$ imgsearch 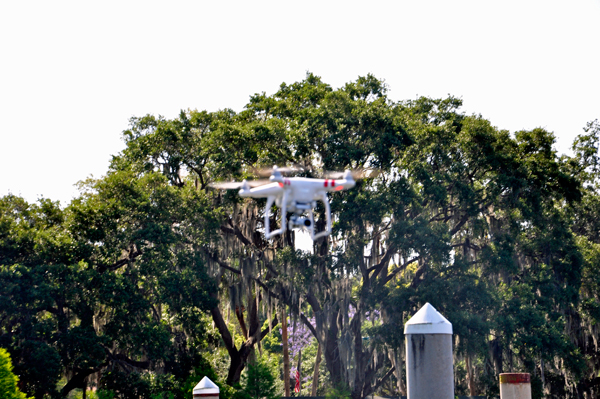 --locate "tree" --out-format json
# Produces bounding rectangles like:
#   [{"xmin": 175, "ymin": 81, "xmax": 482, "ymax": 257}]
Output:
[
  {"xmin": 111, "ymin": 108, "xmax": 286, "ymax": 386},
  {"xmin": 0, "ymin": 348, "xmax": 31, "ymax": 399},
  {"xmin": 243, "ymin": 356, "xmax": 278, "ymax": 399},
  {"xmin": 112, "ymin": 73, "xmax": 592, "ymax": 398},
  {"xmin": 560, "ymin": 119, "xmax": 600, "ymax": 397},
  {"xmin": 0, "ymin": 172, "xmax": 220, "ymax": 398},
  {"xmin": 2, "ymin": 73, "xmax": 597, "ymax": 398}
]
